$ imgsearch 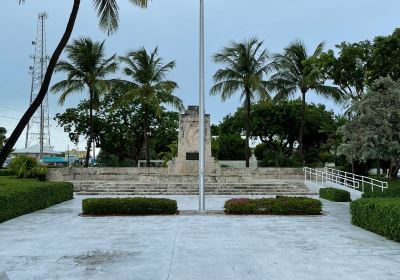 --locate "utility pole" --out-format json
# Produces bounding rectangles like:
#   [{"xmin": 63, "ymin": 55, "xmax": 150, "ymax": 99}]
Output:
[
  {"xmin": 199, "ymin": 0, "xmax": 206, "ymax": 212},
  {"xmin": 25, "ymin": 12, "xmax": 50, "ymax": 160}
]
